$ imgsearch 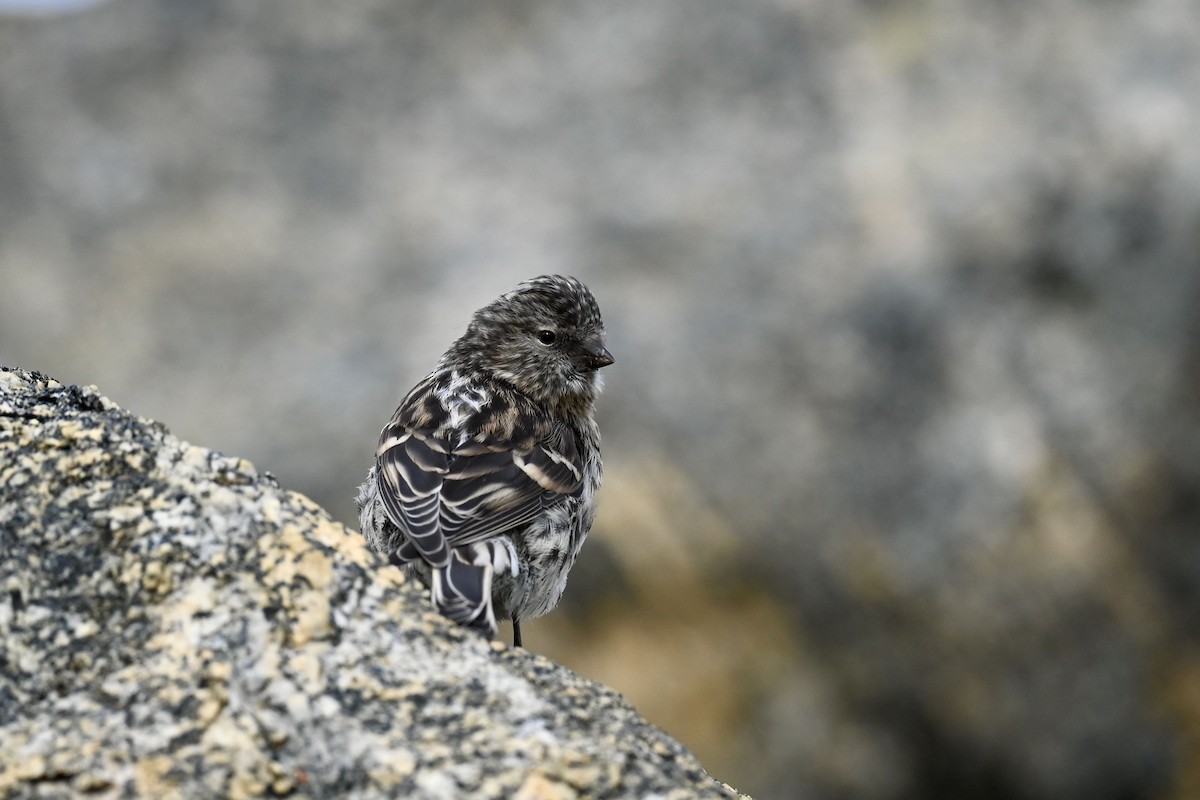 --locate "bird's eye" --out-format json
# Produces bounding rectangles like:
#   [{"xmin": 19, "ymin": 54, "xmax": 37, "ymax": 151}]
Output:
[{"xmin": 536, "ymin": 330, "xmax": 557, "ymax": 345}]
